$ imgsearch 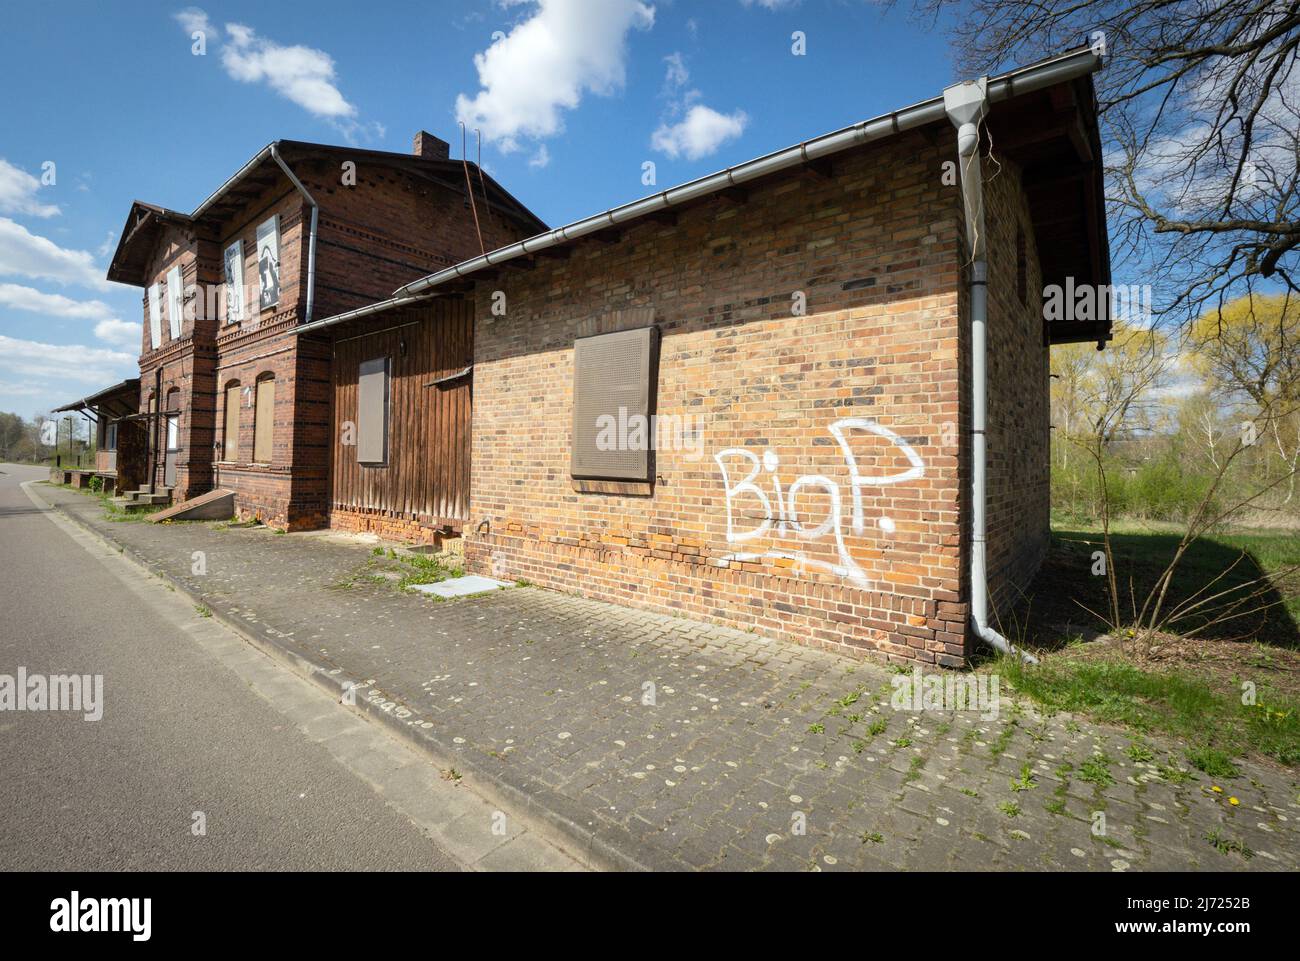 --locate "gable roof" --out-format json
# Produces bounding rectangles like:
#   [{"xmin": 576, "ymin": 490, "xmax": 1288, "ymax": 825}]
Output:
[
  {"xmin": 106, "ymin": 140, "xmax": 547, "ymax": 286},
  {"xmin": 301, "ymin": 45, "xmax": 1111, "ymax": 346}
]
